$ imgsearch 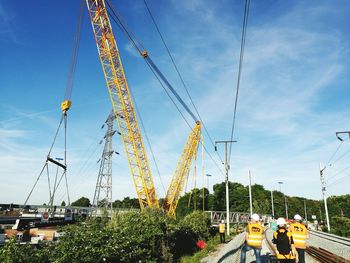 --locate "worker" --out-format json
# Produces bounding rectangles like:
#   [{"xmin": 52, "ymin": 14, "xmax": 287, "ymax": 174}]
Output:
[
  {"xmin": 240, "ymin": 213, "xmax": 263, "ymax": 263},
  {"xmin": 219, "ymin": 220, "xmax": 225, "ymax": 243},
  {"xmin": 272, "ymin": 217, "xmax": 297, "ymax": 263},
  {"xmin": 290, "ymin": 214, "xmax": 308, "ymax": 263}
]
